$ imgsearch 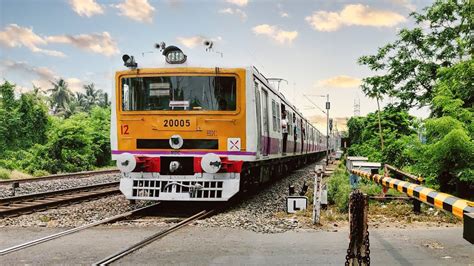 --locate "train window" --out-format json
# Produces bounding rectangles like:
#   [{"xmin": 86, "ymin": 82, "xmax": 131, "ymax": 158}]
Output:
[
  {"xmin": 271, "ymin": 100, "xmax": 277, "ymax": 132},
  {"xmin": 121, "ymin": 76, "xmax": 236, "ymax": 111},
  {"xmin": 276, "ymin": 104, "xmax": 280, "ymax": 133}
]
